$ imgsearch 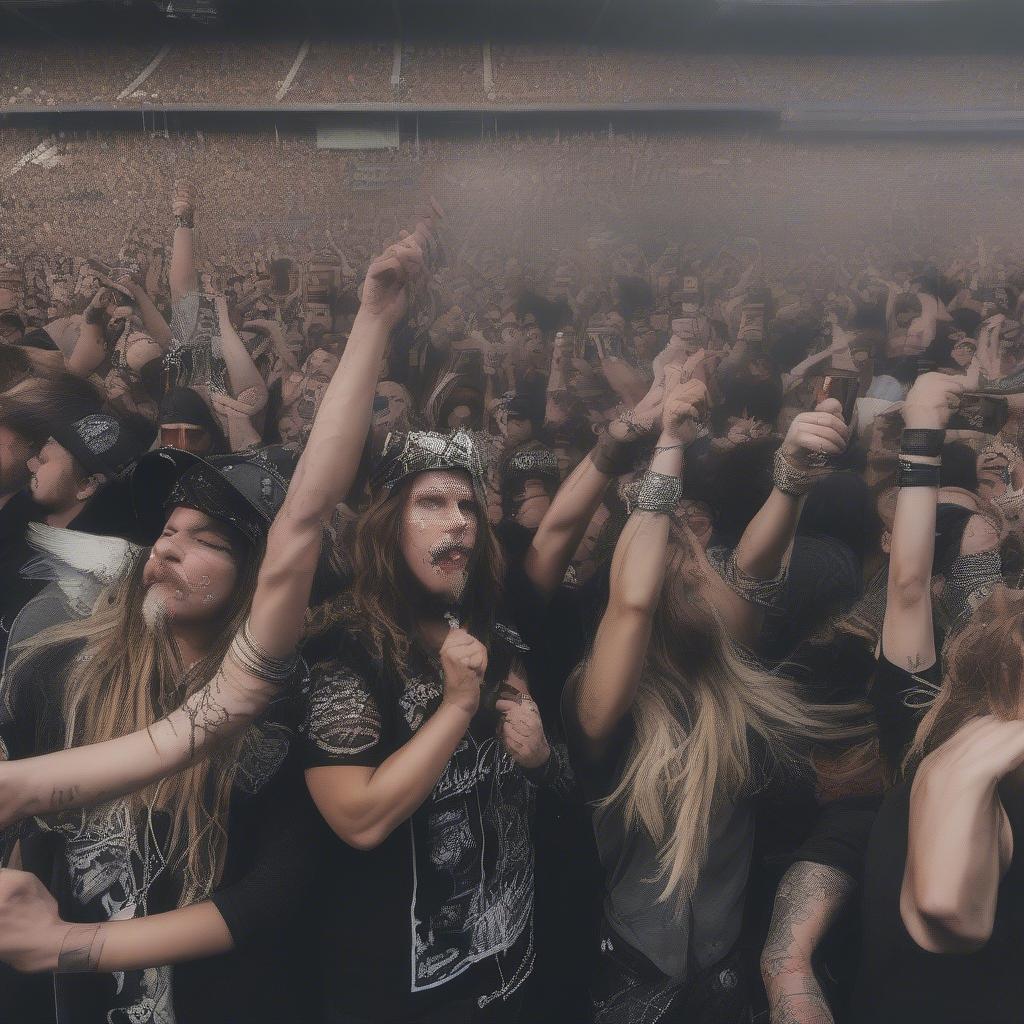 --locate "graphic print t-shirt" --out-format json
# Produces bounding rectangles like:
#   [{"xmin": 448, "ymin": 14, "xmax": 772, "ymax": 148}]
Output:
[
  {"xmin": 0, "ymin": 635, "xmax": 320, "ymax": 1024},
  {"xmin": 166, "ymin": 291, "xmax": 229, "ymax": 398},
  {"xmin": 300, "ymin": 627, "xmax": 537, "ymax": 1019}
]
